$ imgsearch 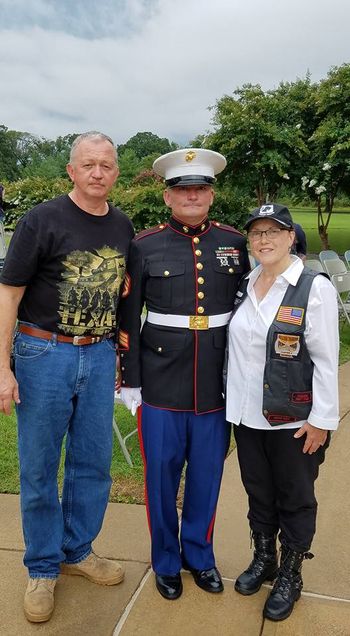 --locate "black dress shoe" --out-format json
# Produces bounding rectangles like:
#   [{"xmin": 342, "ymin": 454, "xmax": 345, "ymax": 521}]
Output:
[
  {"xmin": 187, "ymin": 567, "xmax": 224, "ymax": 593},
  {"xmin": 155, "ymin": 574, "xmax": 183, "ymax": 600}
]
